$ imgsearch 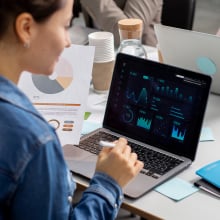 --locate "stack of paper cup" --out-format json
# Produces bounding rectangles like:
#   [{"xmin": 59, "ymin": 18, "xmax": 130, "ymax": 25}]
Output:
[{"xmin": 89, "ymin": 32, "xmax": 115, "ymax": 93}]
